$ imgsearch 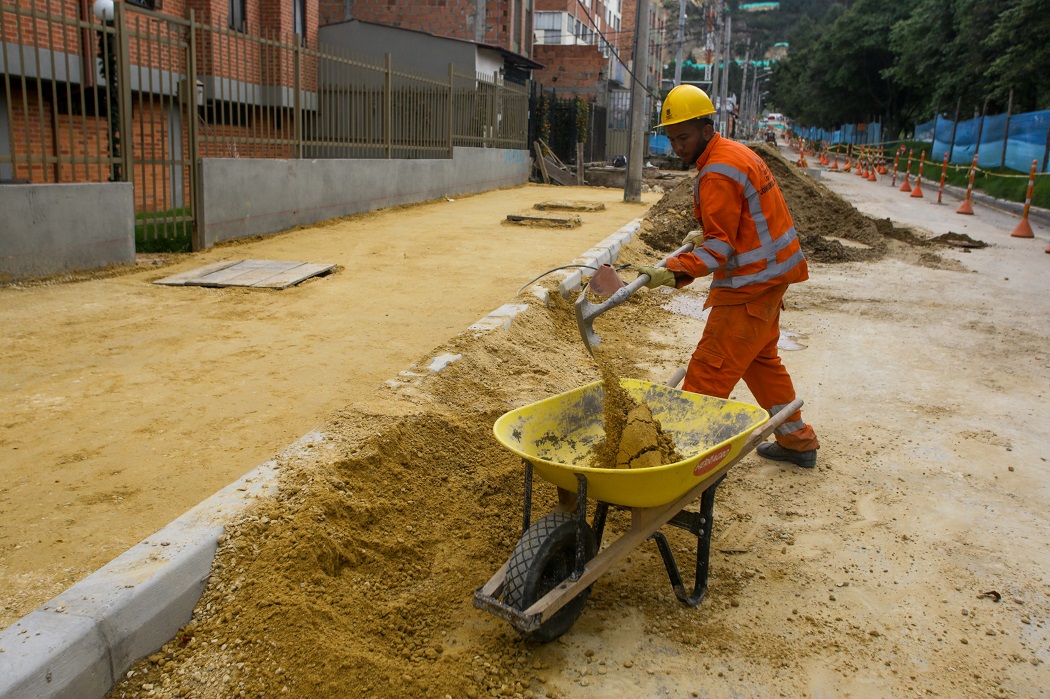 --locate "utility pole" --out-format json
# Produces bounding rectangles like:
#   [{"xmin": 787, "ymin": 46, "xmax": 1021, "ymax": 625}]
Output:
[
  {"xmin": 673, "ymin": 0, "xmax": 686, "ymax": 86},
  {"xmin": 719, "ymin": 8, "xmax": 731, "ymax": 132},
  {"xmin": 709, "ymin": 2, "xmax": 721, "ymax": 105},
  {"xmin": 625, "ymin": 0, "xmax": 652, "ymax": 203},
  {"xmin": 739, "ymin": 38, "xmax": 750, "ymax": 138},
  {"xmin": 474, "ymin": 0, "xmax": 486, "ymax": 43}
]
